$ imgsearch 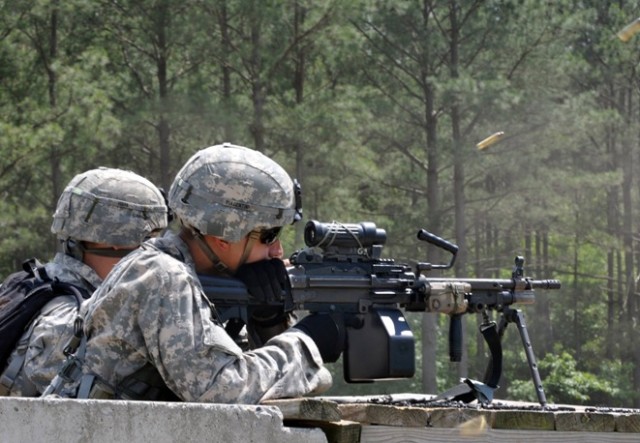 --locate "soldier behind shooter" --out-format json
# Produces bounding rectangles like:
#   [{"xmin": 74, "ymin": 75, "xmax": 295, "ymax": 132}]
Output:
[
  {"xmin": 0, "ymin": 168, "xmax": 168, "ymax": 396},
  {"xmin": 75, "ymin": 143, "xmax": 346, "ymax": 402}
]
